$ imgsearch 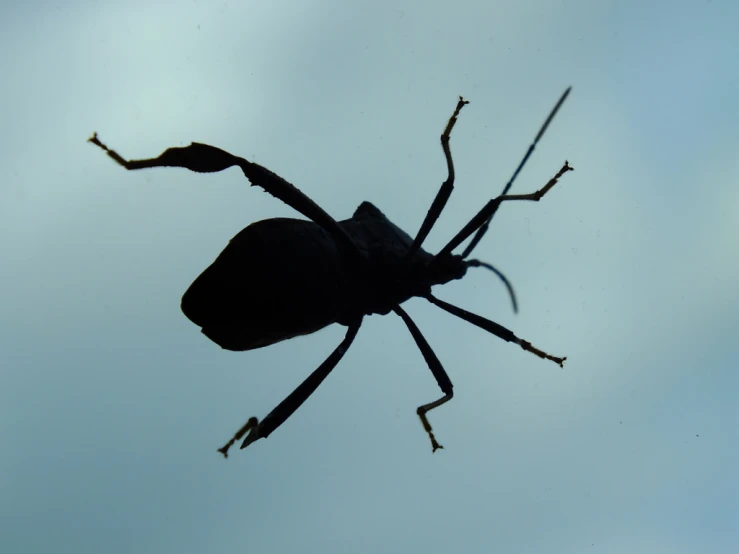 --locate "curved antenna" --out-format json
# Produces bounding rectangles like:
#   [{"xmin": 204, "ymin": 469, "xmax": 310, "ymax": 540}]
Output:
[{"xmin": 465, "ymin": 259, "xmax": 518, "ymax": 313}]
